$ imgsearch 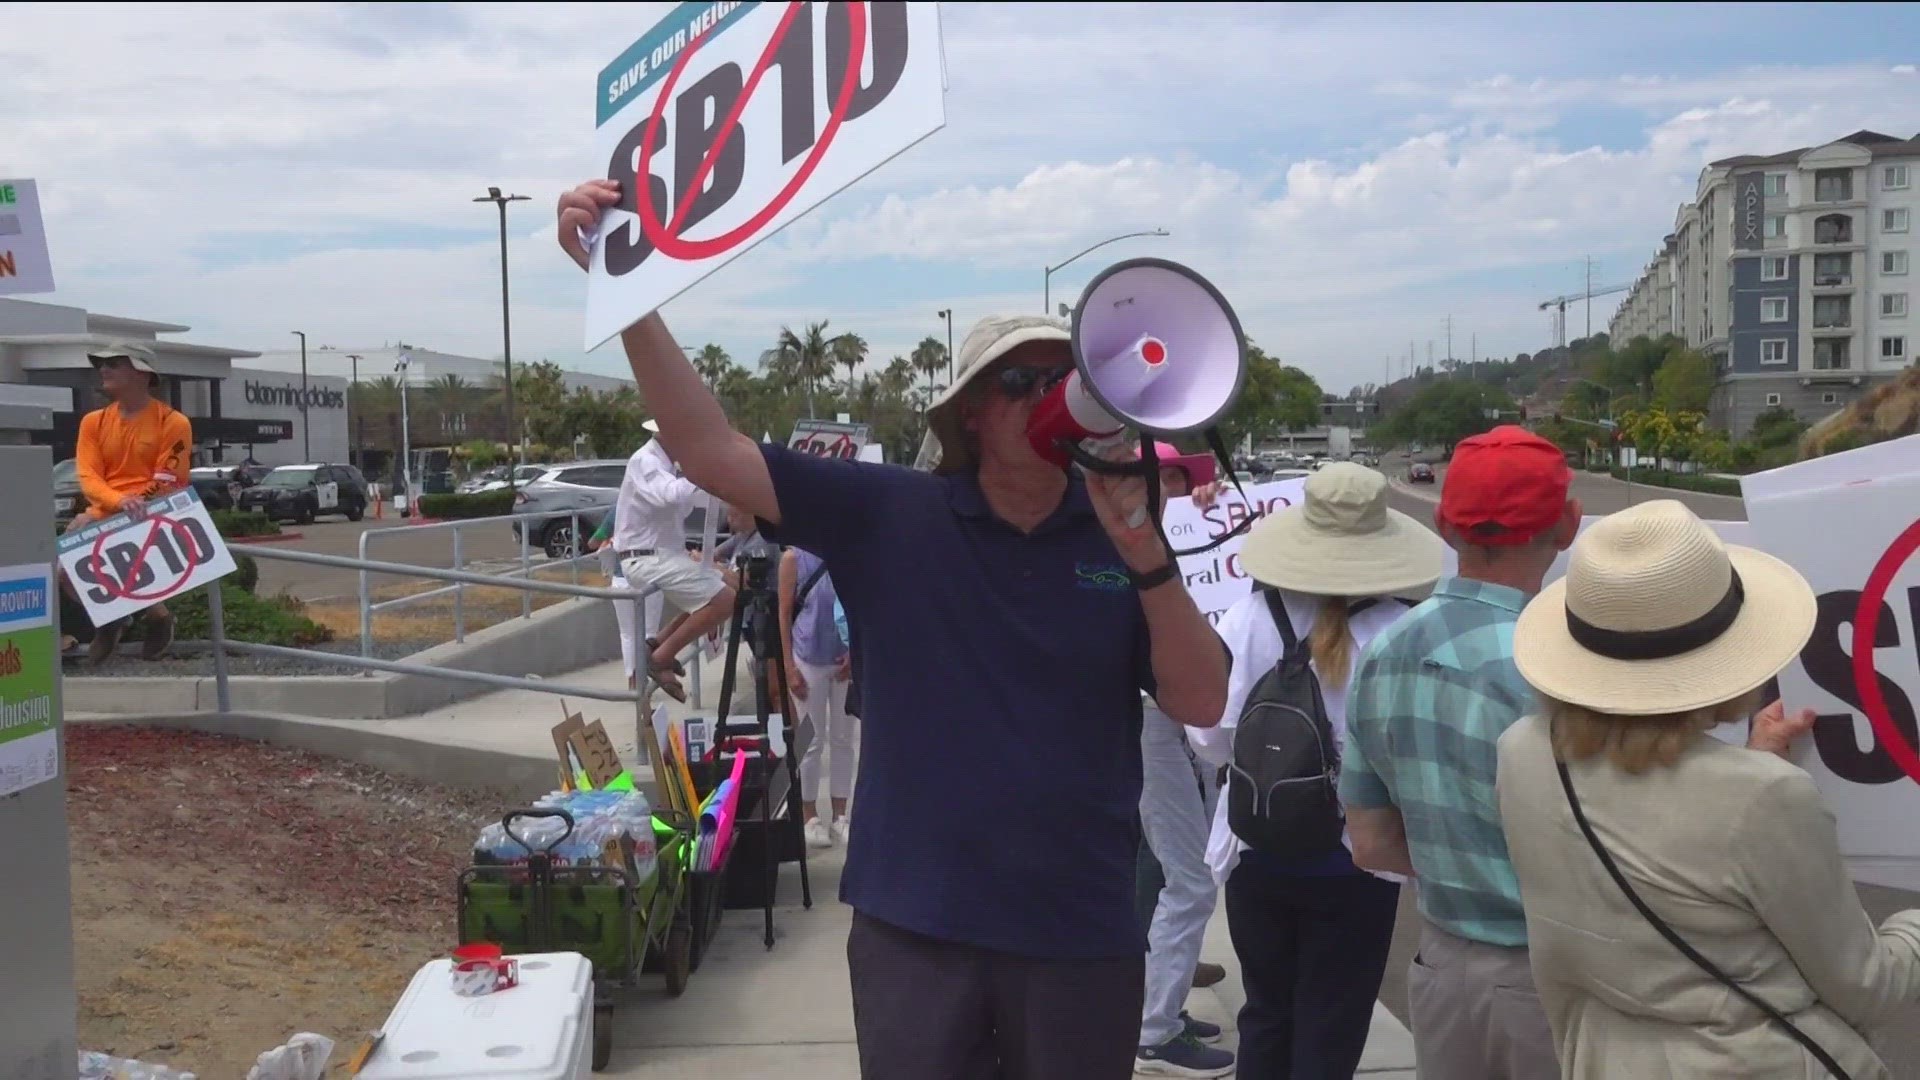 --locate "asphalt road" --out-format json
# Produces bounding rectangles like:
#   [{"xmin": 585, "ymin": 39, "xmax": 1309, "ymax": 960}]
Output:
[
  {"xmin": 1370, "ymin": 456, "xmax": 1920, "ymax": 1074},
  {"xmin": 251, "ymin": 517, "xmax": 537, "ymax": 601}
]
